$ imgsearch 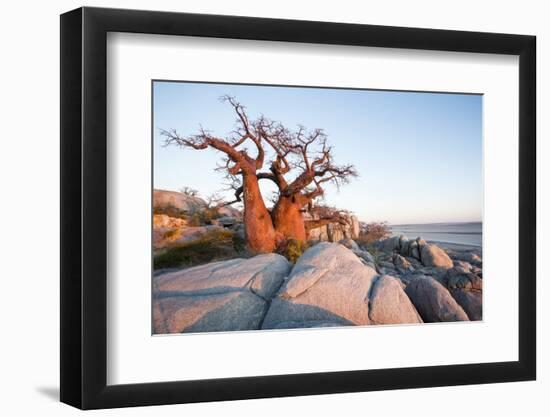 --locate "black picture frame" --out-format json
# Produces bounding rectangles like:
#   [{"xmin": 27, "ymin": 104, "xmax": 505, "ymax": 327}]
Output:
[{"xmin": 60, "ymin": 6, "xmax": 536, "ymax": 410}]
